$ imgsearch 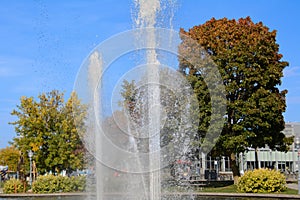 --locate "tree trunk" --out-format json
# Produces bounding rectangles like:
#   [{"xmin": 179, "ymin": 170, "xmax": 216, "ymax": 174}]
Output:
[
  {"xmin": 23, "ymin": 182, "xmax": 26, "ymax": 193},
  {"xmin": 230, "ymin": 153, "xmax": 240, "ymax": 184},
  {"xmin": 255, "ymin": 147, "xmax": 259, "ymax": 169}
]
